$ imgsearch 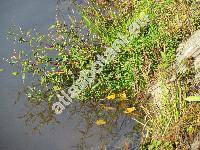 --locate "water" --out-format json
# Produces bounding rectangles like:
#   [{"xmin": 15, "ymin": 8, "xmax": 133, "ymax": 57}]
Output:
[{"xmin": 0, "ymin": 0, "xmax": 139, "ymax": 149}]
